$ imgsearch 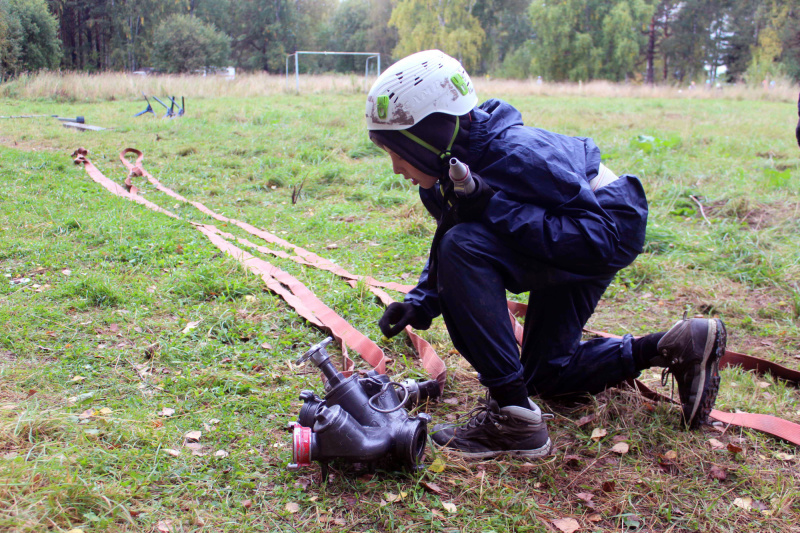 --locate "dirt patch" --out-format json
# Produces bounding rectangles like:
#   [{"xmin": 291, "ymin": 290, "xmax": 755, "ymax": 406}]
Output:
[
  {"xmin": 701, "ymin": 198, "xmax": 799, "ymax": 229},
  {"xmin": 591, "ymin": 278, "xmax": 799, "ymax": 368},
  {"xmin": 755, "ymin": 151, "xmax": 788, "ymax": 160},
  {"xmin": 0, "ymin": 136, "xmax": 61, "ymax": 152}
]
